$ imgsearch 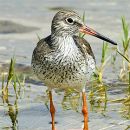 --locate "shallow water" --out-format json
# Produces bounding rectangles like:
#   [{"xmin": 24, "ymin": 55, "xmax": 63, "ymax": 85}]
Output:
[
  {"xmin": 0, "ymin": 0, "xmax": 130, "ymax": 130},
  {"xmin": 0, "ymin": 81, "xmax": 130, "ymax": 130}
]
